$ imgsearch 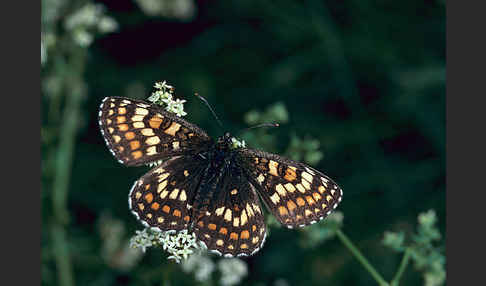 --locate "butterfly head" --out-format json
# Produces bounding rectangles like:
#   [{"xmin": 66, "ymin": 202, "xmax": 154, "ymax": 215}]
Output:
[{"xmin": 216, "ymin": 132, "xmax": 233, "ymax": 150}]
